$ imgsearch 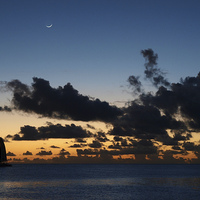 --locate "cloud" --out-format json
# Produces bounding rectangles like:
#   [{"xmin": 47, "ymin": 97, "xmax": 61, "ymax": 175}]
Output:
[
  {"xmin": 113, "ymin": 136, "xmax": 123, "ymax": 141},
  {"xmin": 108, "ymin": 142, "xmax": 122, "ymax": 149},
  {"xmin": 69, "ymin": 144, "xmax": 86, "ymax": 148},
  {"xmin": 88, "ymin": 140, "xmax": 102, "ymax": 148},
  {"xmin": 0, "ymin": 106, "xmax": 12, "ymax": 112},
  {"xmin": 3, "ymin": 49, "xmax": 200, "ymax": 164},
  {"xmin": 110, "ymin": 50, "xmax": 200, "ymax": 147},
  {"xmin": 182, "ymin": 142, "xmax": 200, "ymax": 156},
  {"xmin": 108, "ymin": 138, "xmax": 131, "ymax": 149},
  {"xmin": 110, "ymin": 101, "xmax": 182, "ymax": 140},
  {"xmin": 36, "ymin": 150, "xmax": 52, "ymax": 156},
  {"xmin": 23, "ymin": 151, "xmax": 33, "ymax": 155},
  {"xmin": 77, "ymin": 149, "xmax": 103, "ymax": 156},
  {"xmin": 38, "ymin": 147, "xmax": 45, "ymax": 149},
  {"xmin": 5, "ymin": 134, "xmax": 13, "ymax": 139},
  {"xmin": 140, "ymin": 73, "xmax": 200, "ymax": 132},
  {"xmin": 7, "ymin": 151, "xmax": 16, "ymax": 156},
  {"xmin": 161, "ymin": 150, "xmax": 187, "ymax": 164},
  {"xmin": 75, "ymin": 138, "xmax": 87, "ymax": 143},
  {"xmin": 5, "ymin": 77, "xmax": 122, "ymax": 122},
  {"xmin": 12, "ymin": 123, "xmax": 92, "ymax": 140},
  {"xmin": 127, "ymin": 75, "xmax": 142, "ymax": 94},
  {"xmin": 94, "ymin": 131, "xmax": 109, "ymax": 142},
  {"xmin": 50, "ymin": 145, "xmax": 60, "ymax": 149},
  {"xmin": 86, "ymin": 124, "xmax": 96, "ymax": 129},
  {"xmin": 77, "ymin": 141, "xmax": 157, "ymax": 156},
  {"xmin": 172, "ymin": 145, "xmax": 182, "ymax": 151},
  {"xmin": 58, "ymin": 148, "xmax": 70, "ymax": 156},
  {"xmin": 141, "ymin": 49, "xmax": 170, "ymax": 88},
  {"xmin": 4, "ymin": 135, "xmax": 13, "ymax": 142}
]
